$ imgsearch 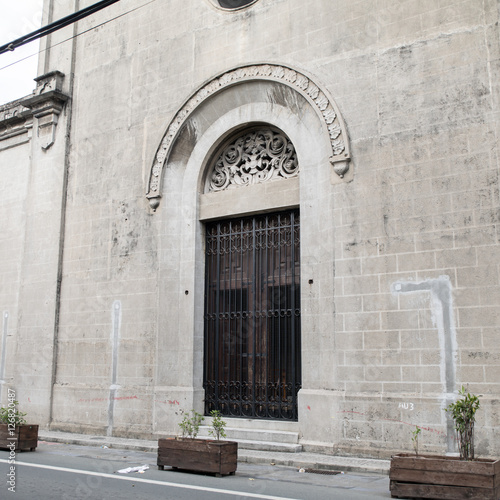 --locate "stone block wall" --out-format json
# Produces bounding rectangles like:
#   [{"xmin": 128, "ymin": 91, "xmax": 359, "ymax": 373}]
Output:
[{"xmin": 0, "ymin": 0, "xmax": 498, "ymax": 457}]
